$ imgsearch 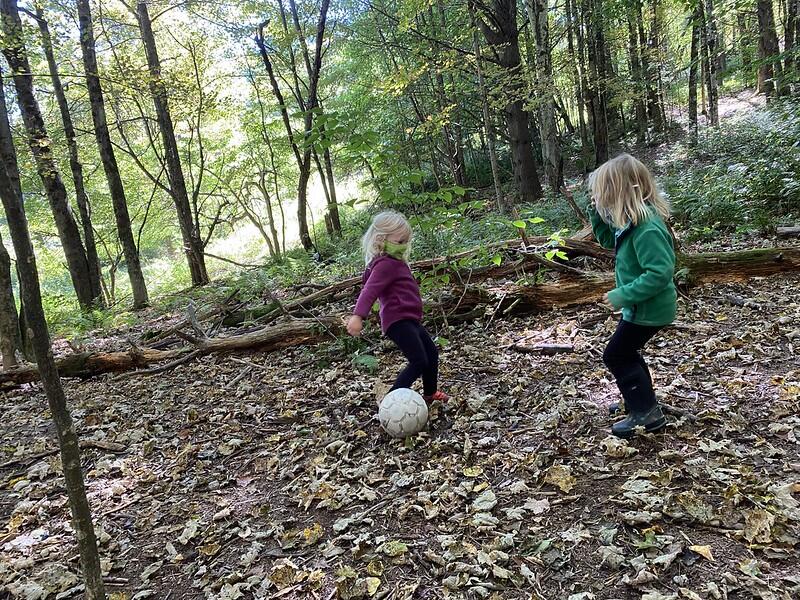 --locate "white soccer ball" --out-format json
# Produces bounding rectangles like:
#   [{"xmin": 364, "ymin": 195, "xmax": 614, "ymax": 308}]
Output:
[{"xmin": 378, "ymin": 388, "xmax": 429, "ymax": 439}]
